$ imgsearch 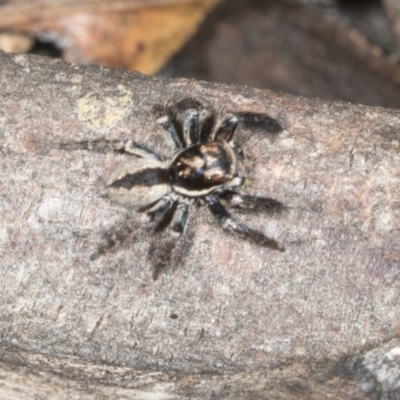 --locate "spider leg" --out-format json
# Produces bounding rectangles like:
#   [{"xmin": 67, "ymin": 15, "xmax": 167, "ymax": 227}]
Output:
[
  {"xmin": 170, "ymin": 202, "xmax": 189, "ymax": 236},
  {"xmin": 151, "ymin": 200, "xmax": 190, "ymax": 280},
  {"xmin": 143, "ymin": 195, "xmax": 176, "ymax": 222},
  {"xmin": 154, "ymin": 106, "xmax": 183, "ymax": 150},
  {"xmin": 90, "ymin": 195, "xmax": 178, "ymax": 262},
  {"xmin": 89, "ymin": 220, "xmax": 139, "ymax": 261},
  {"xmin": 199, "ymin": 108, "xmax": 216, "ymax": 143},
  {"xmin": 155, "ymin": 100, "xmax": 202, "ymax": 149},
  {"xmin": 58, "ymin": 138, "xmax": 160, "ymax": 160},
  {"xmin": 206, "ymin": 195, "xmax": 284, "ymax": 251},
  {"xmin": 222, "ymin": 176, "xmax": 246, "ymax": 190},
  {"xmin": 237, "ymin": 112, "xmax": 283, "ymax": 133},
  {"xmin": 214, "ymin": 116, "xmax": 240, "ymax": 142},
  {"xmin": 155, "ymin": 98, "xmax": 218, "ymax": 148},
  {"xmin": 168, "ymin": 99, "xmax": 202, "ymax": 147},
  {"xmin": 215, "ymin": 112, "xmax": 282, "ymax": 141},
  {"xmin": 218, "ymin": 190, "xmax": 284, "ymax": 213},
  {"xmin": 182, "ymin": 108, "xmax": 200, "ymax": 146},
  {"xmin": 182, "ymin": 106, "xmax": 219, "ymax": 145}
]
